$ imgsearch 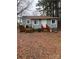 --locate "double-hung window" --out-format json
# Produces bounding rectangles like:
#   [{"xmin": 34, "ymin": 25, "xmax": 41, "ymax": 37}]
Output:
[
  {"xmin": 34, "ymin": 20, "xmax": 39, "ymax": 25},
  {"xmin": 52, "ymin": 19, "xmax": 55, "ymax": 24}
]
